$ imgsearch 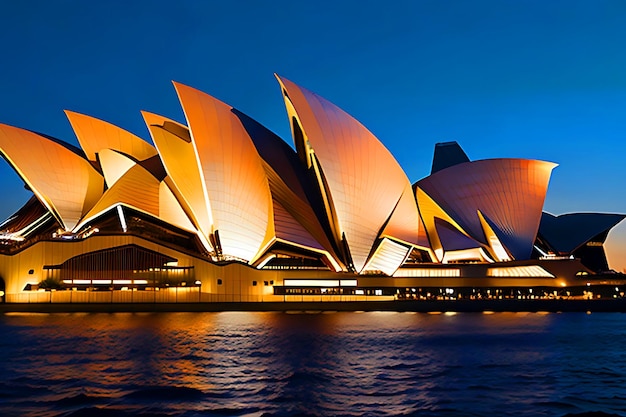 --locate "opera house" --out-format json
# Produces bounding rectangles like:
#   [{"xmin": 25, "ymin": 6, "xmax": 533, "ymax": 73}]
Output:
[{"xmin": 0, "ymin": 75, "xmax": 623, "ymax": 304}]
